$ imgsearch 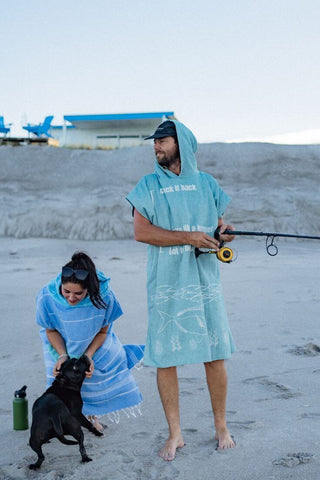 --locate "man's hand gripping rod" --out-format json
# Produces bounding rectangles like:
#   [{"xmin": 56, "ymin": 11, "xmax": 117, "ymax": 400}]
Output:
[{"xmin": 195, "ymin": 228, "xmax": 320, "ymax": 262}]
